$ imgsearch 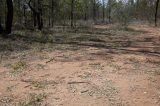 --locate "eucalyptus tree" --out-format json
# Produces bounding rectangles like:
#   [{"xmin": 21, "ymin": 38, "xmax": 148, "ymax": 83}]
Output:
[
  {"xmin": 71, "ymin": 0, "xmax": 75, "ymax": 27},
  {"xmin": 102, "ymin": 0, "xmax": 105, "ymax": 22},
  {"xmin": 6, "ymin": 0, "xmax": 13, "ymax": 34},
  {"xmin": 155, "ymin": 0, "xmax": 160, "ymax": 26},
  {"xmin": 107, "ymin": 0, "xmax": 116, "ymax": 23},
  {"xmin": 28, "ymin": 0, "xmax": 43, "ymax": 30},
  {"xmin": 0, "ymin": 0, "xmax": 13, "ymax": 34}
]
